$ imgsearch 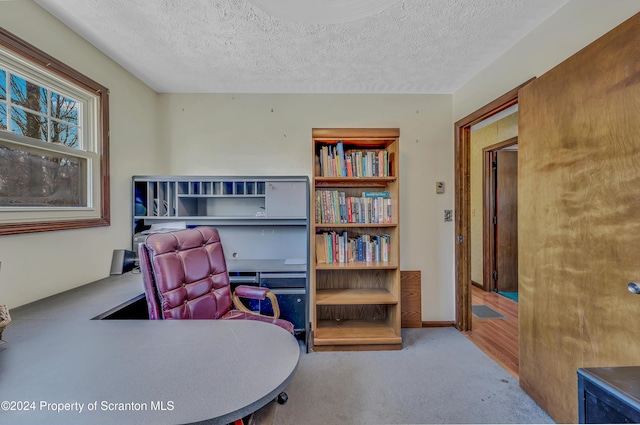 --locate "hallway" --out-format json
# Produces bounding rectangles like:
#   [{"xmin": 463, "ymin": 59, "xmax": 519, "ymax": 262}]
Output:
[{"xmin": 463, "ymin": 286, "xmax": 519, "ymax": 379}]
